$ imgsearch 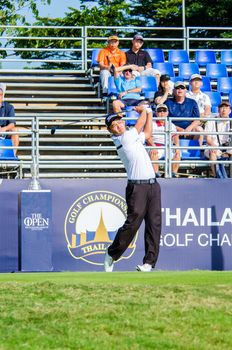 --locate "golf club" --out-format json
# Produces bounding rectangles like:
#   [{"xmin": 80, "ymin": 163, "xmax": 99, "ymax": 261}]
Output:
[{"xmin": 50, "ymin": 112, "xmax": 126, "ymax": 135}]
